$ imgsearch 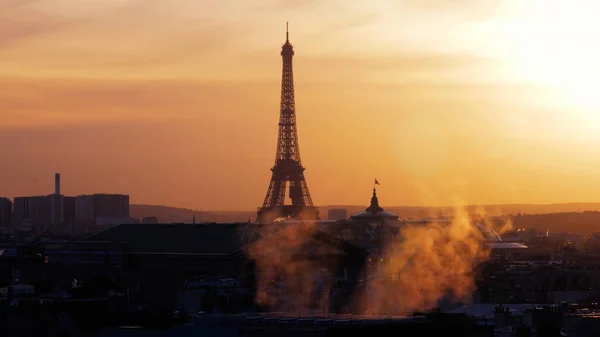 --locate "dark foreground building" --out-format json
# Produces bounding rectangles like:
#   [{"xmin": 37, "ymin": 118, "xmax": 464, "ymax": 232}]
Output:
[
  {"xmin": 238, "ymin": 313, "xmax": 494, "ymax": 337},
  {"xmin": 46, "ymin": 222, "xmax": 367, "ymax": 313}
]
